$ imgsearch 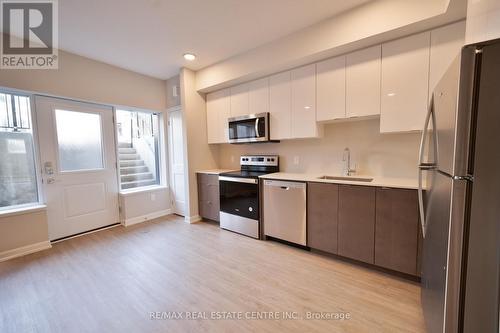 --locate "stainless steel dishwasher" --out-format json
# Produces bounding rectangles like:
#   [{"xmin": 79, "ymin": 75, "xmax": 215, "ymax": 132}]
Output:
[{"xmin": 263, "ymin": 180, "xmax": 306, "ymax": 246}]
